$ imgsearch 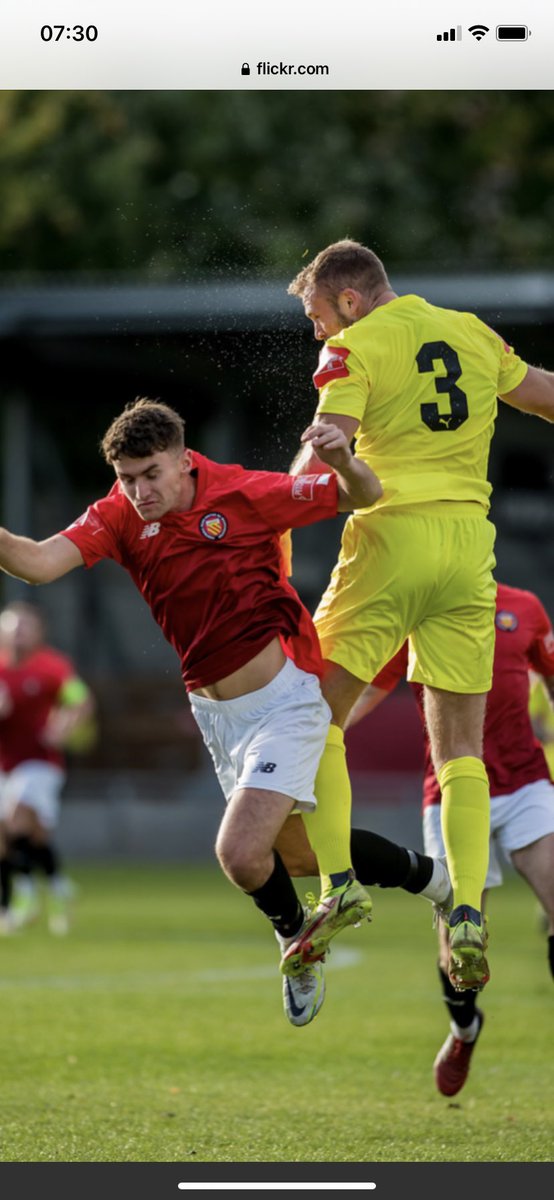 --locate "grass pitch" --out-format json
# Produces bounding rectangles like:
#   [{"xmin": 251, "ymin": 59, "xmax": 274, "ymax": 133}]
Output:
[{"xmin": 0, "ymin": 863, "xmax": 552, "ymax": 1163}]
